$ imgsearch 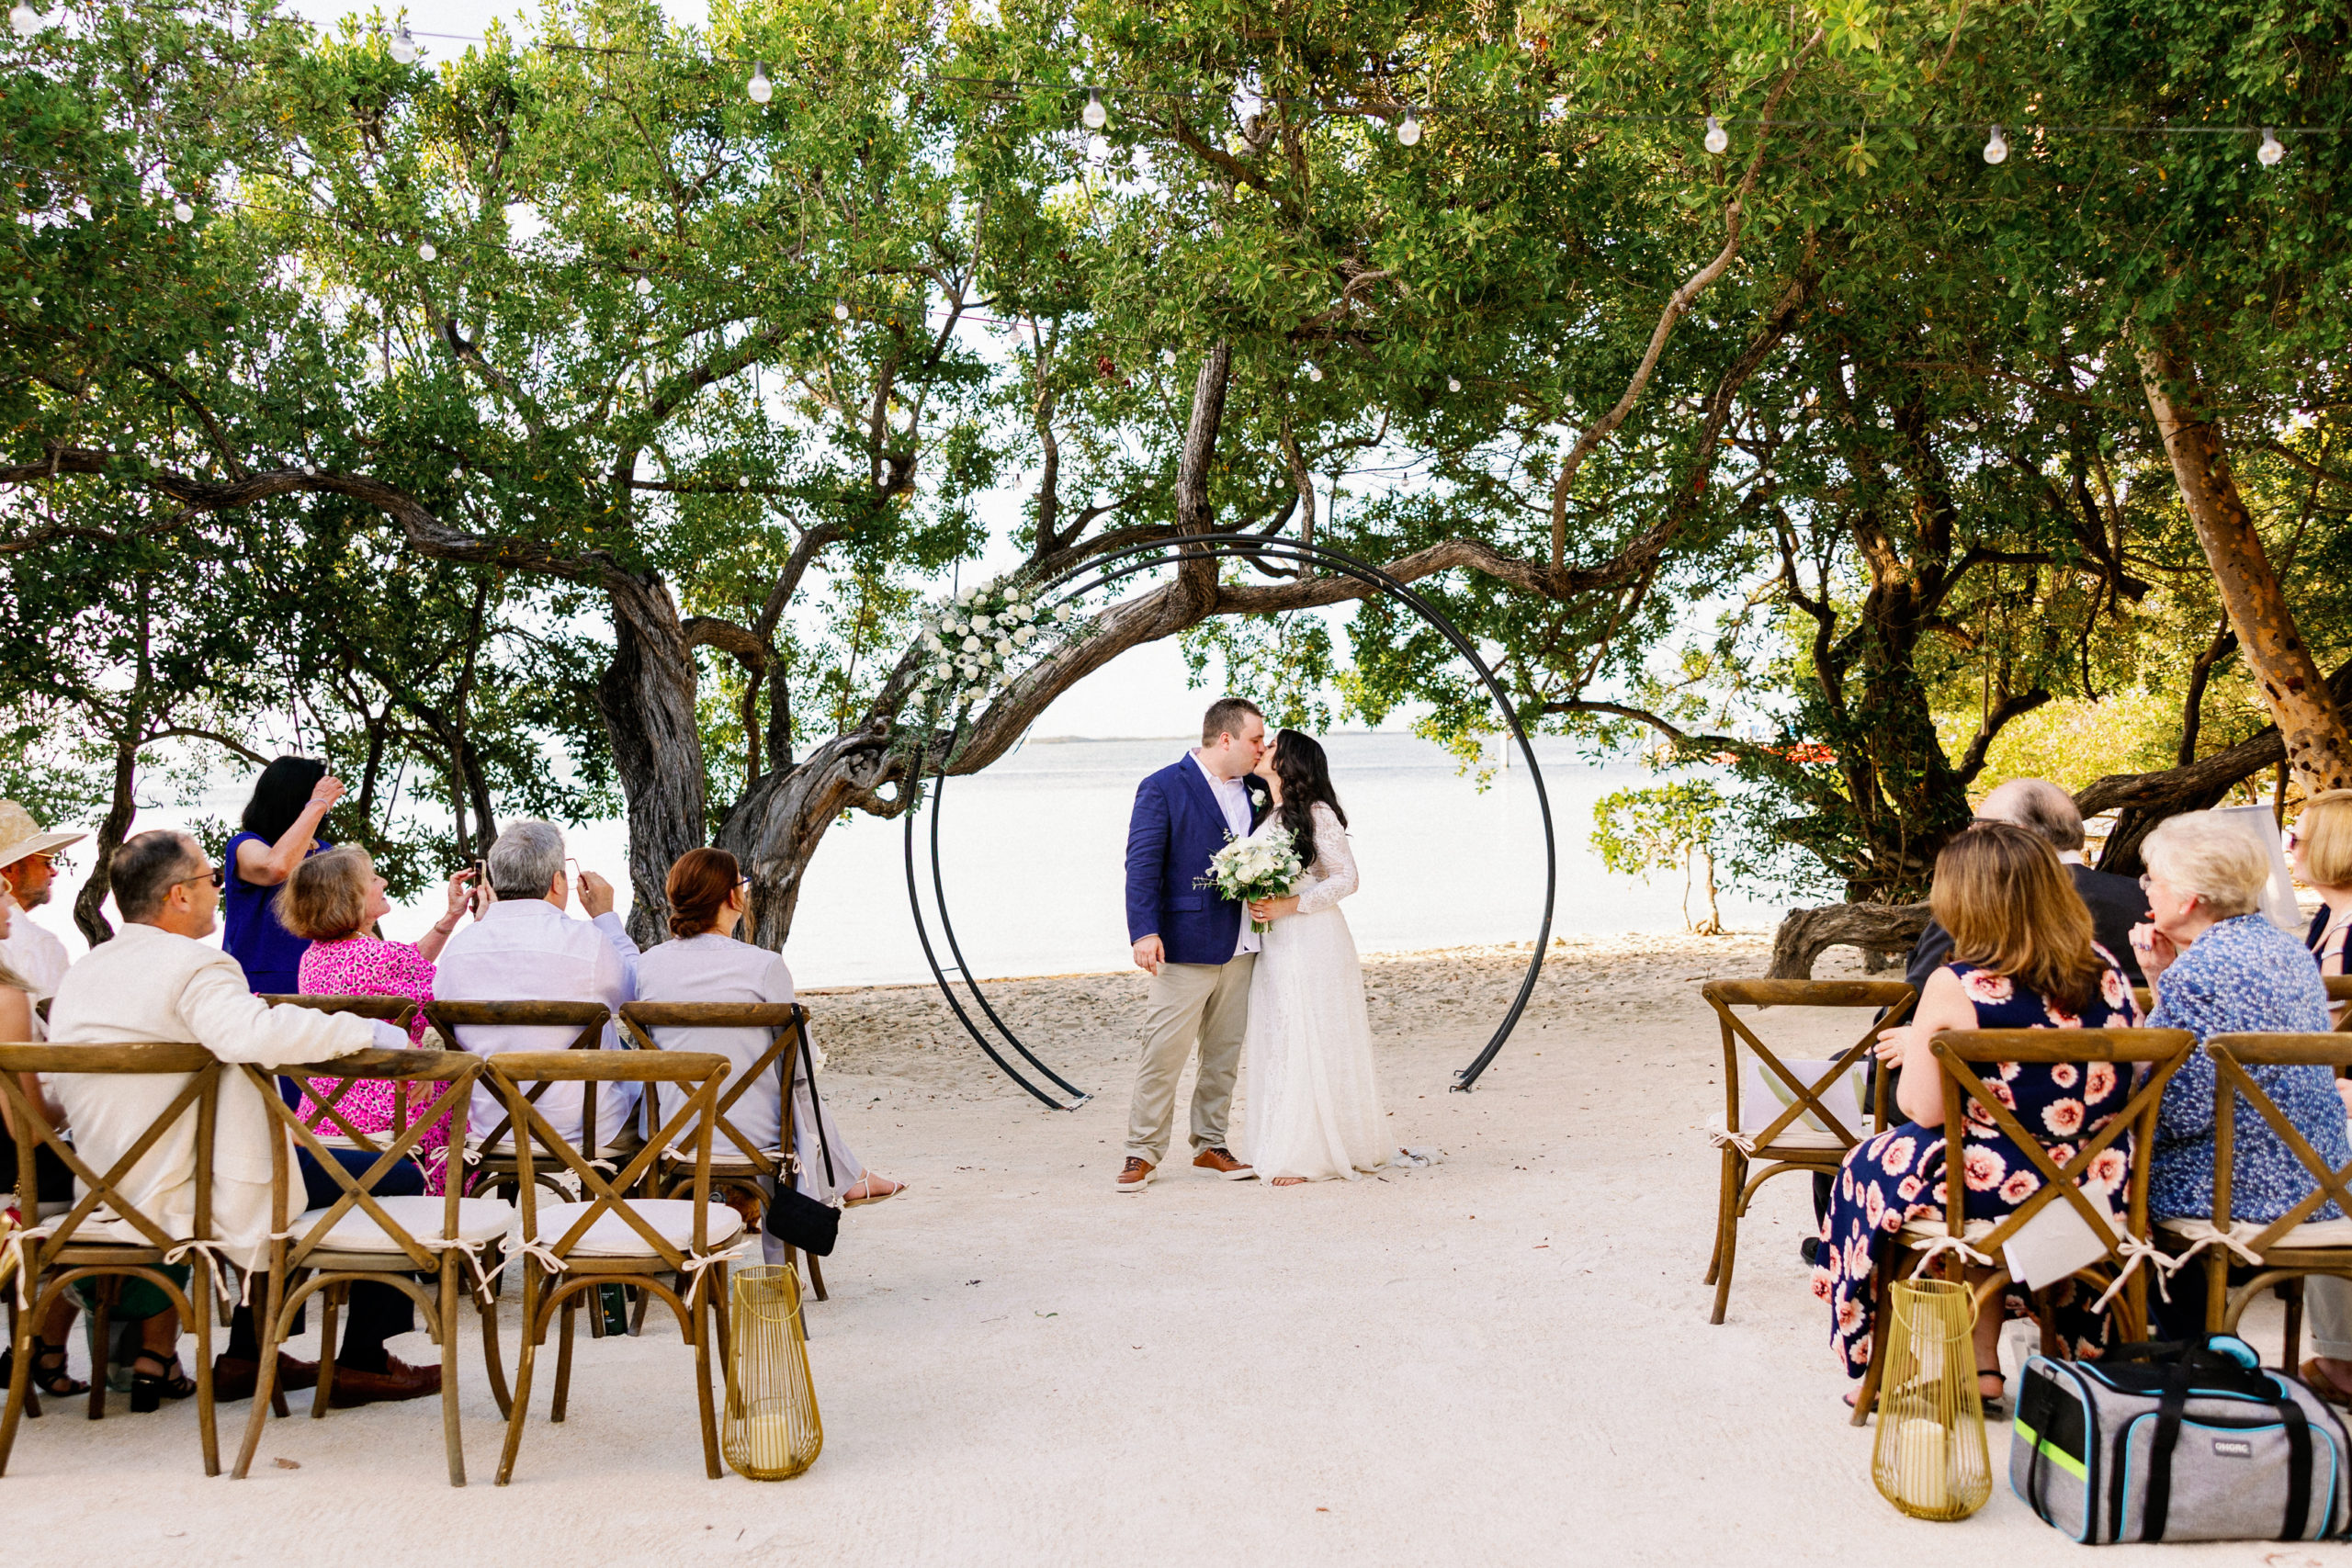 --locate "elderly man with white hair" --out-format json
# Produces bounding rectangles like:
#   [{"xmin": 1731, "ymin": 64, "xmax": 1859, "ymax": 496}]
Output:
[
  {"xmin": 1904, "ymin": 776, "xmax": 2151, "ymax": 992},
  {"xmin": 432, "ymin": 819, "xmax": 640, "ymax": 1151}
]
